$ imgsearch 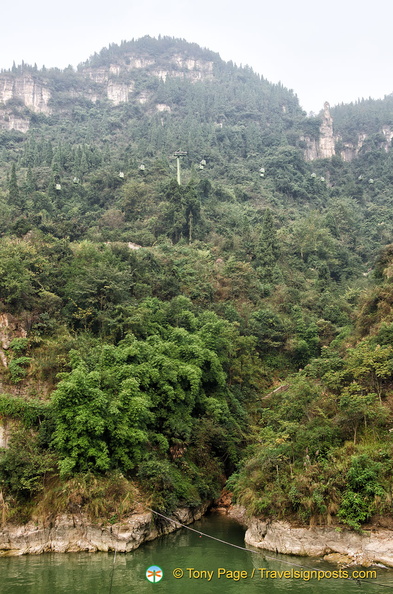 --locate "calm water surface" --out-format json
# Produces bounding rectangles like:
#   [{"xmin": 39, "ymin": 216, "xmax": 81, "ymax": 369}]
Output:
[{"xmin": 1, "ymin": 513, "xmax": 391, "ymax": 593}]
